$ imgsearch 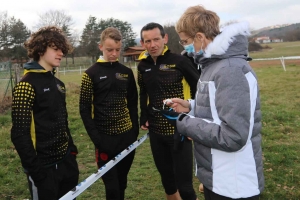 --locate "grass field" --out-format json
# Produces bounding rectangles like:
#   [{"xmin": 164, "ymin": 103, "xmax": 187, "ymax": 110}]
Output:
[
  {"xmin": 249, "ymin": 41, "xmax": 300, "ymax": 59},
  {"xmin": 0, "ymin": 42, "xmax": 300, "ymax": 199}
]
